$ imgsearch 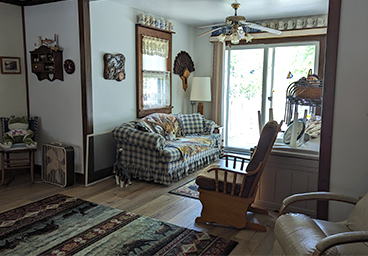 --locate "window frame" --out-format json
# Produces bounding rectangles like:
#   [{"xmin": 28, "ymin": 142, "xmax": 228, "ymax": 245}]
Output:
[
  {"xmin": 230, "ymin": 35, "xmax": 326, "ymax": 79},
  {"xmin": 136, "ymin": 24, "xmax": 173, "ymax": 118},
  {"xmin": 222, "ymin": 35, "xmax": 326, "ymax": 153}
]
